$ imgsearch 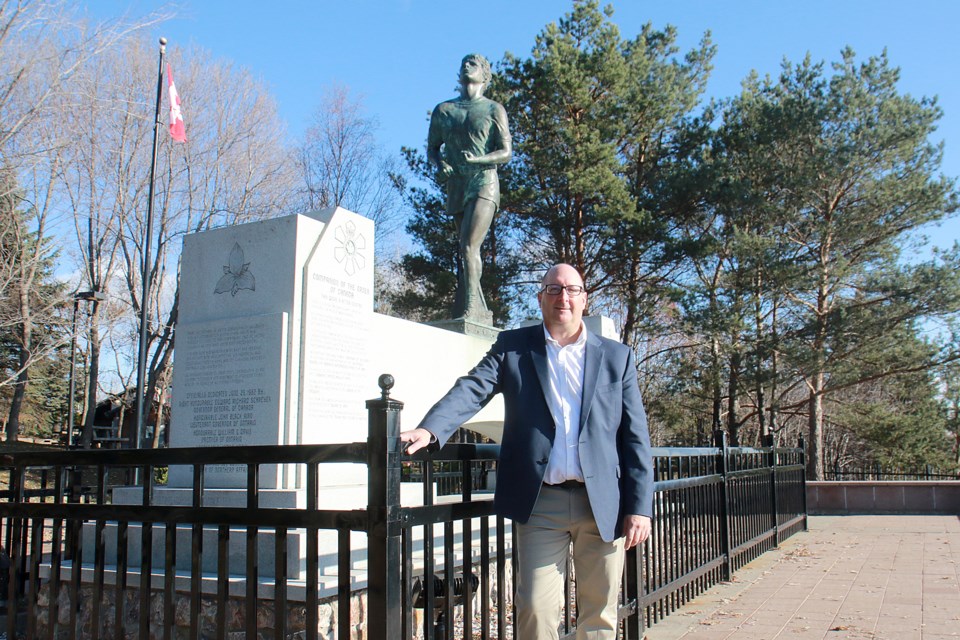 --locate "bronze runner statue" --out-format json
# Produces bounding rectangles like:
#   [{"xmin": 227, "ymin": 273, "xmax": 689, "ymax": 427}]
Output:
[{"xmin": 427, "ymin": 53, "xmax": 512, "ymax": 324}]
